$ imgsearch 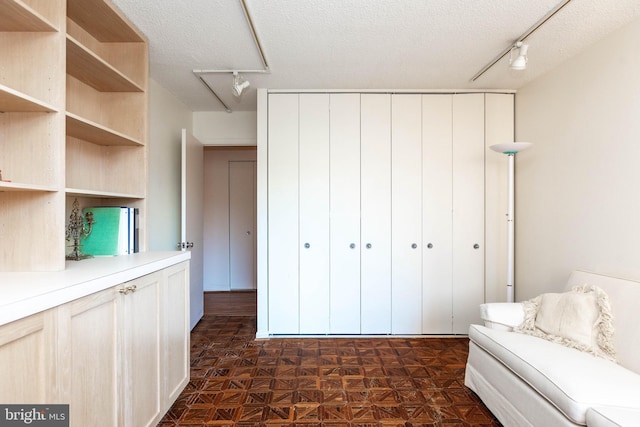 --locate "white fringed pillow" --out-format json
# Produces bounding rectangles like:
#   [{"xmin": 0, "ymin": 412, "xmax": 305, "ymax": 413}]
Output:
[{"xmin": 514, "ymin": 285, "xmax": 616, "ymax": 362}]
